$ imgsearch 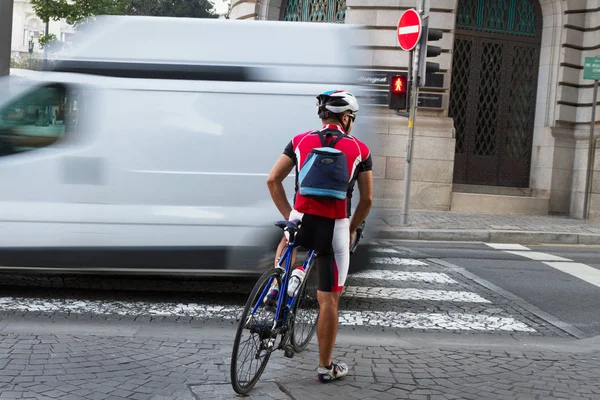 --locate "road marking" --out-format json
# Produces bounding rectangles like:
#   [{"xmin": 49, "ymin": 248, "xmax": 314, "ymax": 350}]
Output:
[
  {"xmin": 0, "ymin": 297, "xmax": 534, "ymax": 332},
  {"xmin": 372, "ymin": 247, "xmax": 399, "ymax": 253},
  {"xmin": 350, "ymin": 270, "xmax": 457, "ymax": 284},
  {"xmin": 0, "ymin": 296, "xmax": 238, "ymax": 317},
  {"xmin": 543, "ymin": 262, "xmax": 600, "ymax": 289},
  {"xmin": 343, "ymin": 287, "xmax": 491, "ymax": 303},
  {"xmin": 491, "ymin": 247, "xmax": 600, "ymax": 293},
  {"xmin": 371, "ymin": 257, "xmax": 428, "ymax": 266},
  {"xmin": 485, "ymin": 243, "xmax": 530, "ymax": 250},
  {"xmin": 505, "ymin": 251, "xmax": 571, "ymax": 262},
  {"xmin": 337, "ymin": 310, "xmax": 535, "ymax": 332}
]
